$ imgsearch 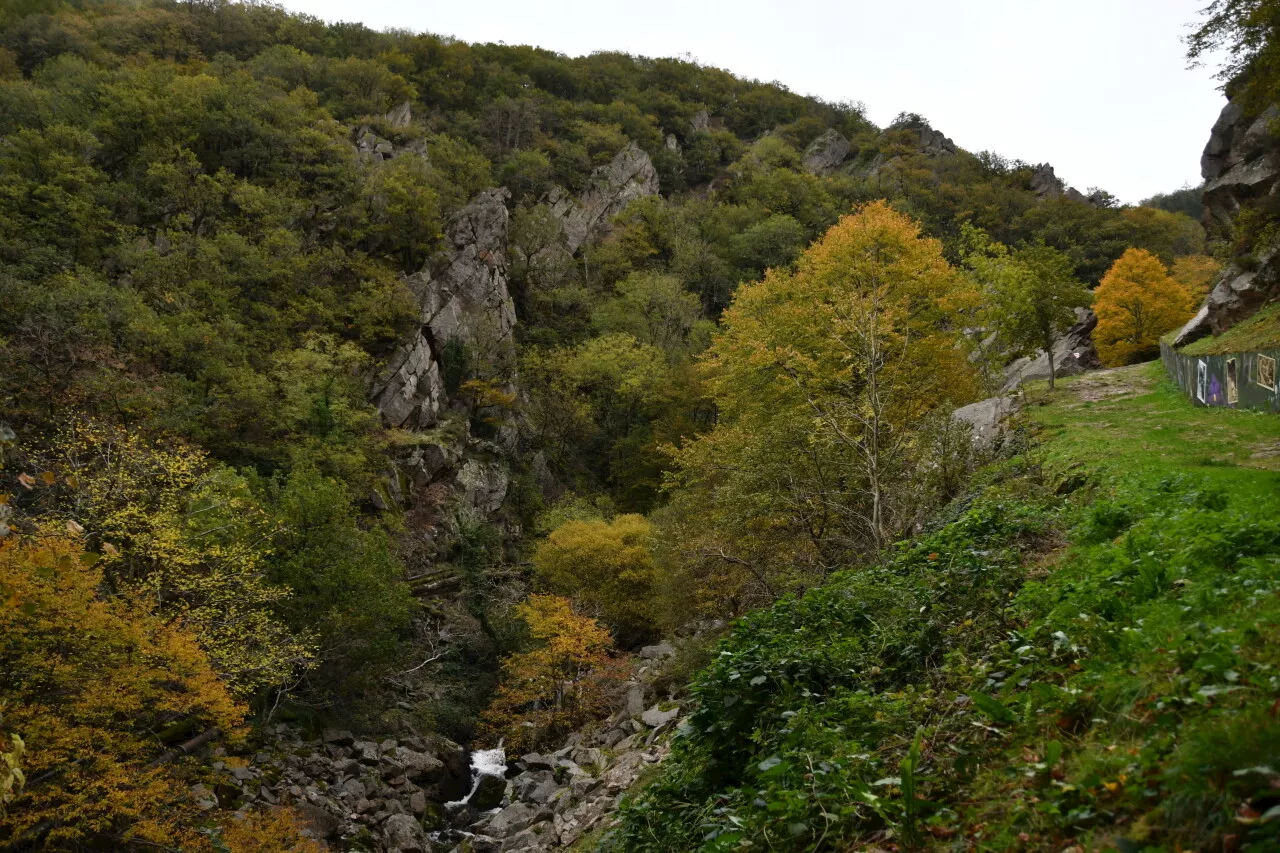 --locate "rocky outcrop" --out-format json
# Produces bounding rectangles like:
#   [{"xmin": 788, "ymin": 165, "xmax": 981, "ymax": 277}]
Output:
[
  {"xmin": 953, "ymin": 396, "xmax": 1022, "ymax": 448},
  {"xmin": 355, "ymin": 124, "xmax": 429, "ymax": 164},
  {"xmin": 1201, "ymin": 102, "xmax": 1279, "ymax": 236},
  {"xmin": 547, "ymin": 143, "xmax": 659, "ymax": 253},
  {"xmin": 1001, "ymin": 308, "xmax": 1102, "ymax": 392},
  {"xmin": 371, "ymin": 188, "xmax": 515, "ymax": 432},
  {"xmin": 1028, "ymin": 163, "xmax": 1101, "ymax": 206},
  {"xmin": 802, "ymin": 128, "xmax": 850, "ymax": 174},
  {"xmin": 386, "ymin": 101, "xmax": 413, "ymax": 129},
  {"xmin": 1177, "ymin": 99, "xmax": 1280, "ymax": 343},
  {"xmin": 917, "ymin": 124, "xmax": 957, "ymax": 157}
]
